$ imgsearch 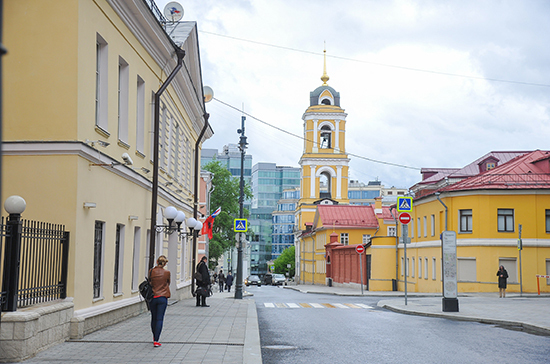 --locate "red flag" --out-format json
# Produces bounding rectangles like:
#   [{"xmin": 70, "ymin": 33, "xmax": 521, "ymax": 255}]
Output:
[{"xmin": 202, "ymin": 215, "xmax": 214, "ymax": 239}]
